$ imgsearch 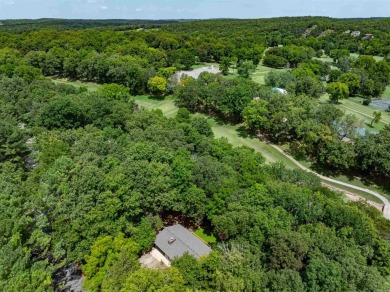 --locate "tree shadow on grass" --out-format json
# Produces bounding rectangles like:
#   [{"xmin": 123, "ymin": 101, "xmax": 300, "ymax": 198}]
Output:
[
  {"xmin": 365, "ymin": 122, "xmax": 374, "ymax": 129},
  {"xmin": 236, "ymin": 126, "xmax": 253, "ymax": 138},
  {"xmin": 309, "ymin": 161, "xmax": 348, "ymax": 177},
  {"xmin": 147, "ymin": 94, "xmax": 166, "ymax": 101}
]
